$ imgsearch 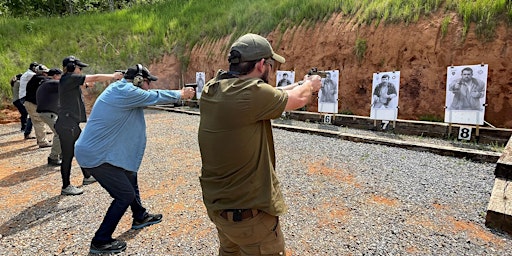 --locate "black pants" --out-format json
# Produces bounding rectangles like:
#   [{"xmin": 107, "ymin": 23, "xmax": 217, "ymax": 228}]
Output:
[
  {"xmin": 12, "ymin": 99, "xmax": 28, "ymax": 130},
  {"xmin": 55, "ymin": 117, "xmax": 90, "ymax": 188},
  {"xmin": 84, "ymin": 163, "xmax": 146, "ymax": 243},
  {"xmin": 17, "ymin": 98, "xmax": 32, "ymax": 135}
]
